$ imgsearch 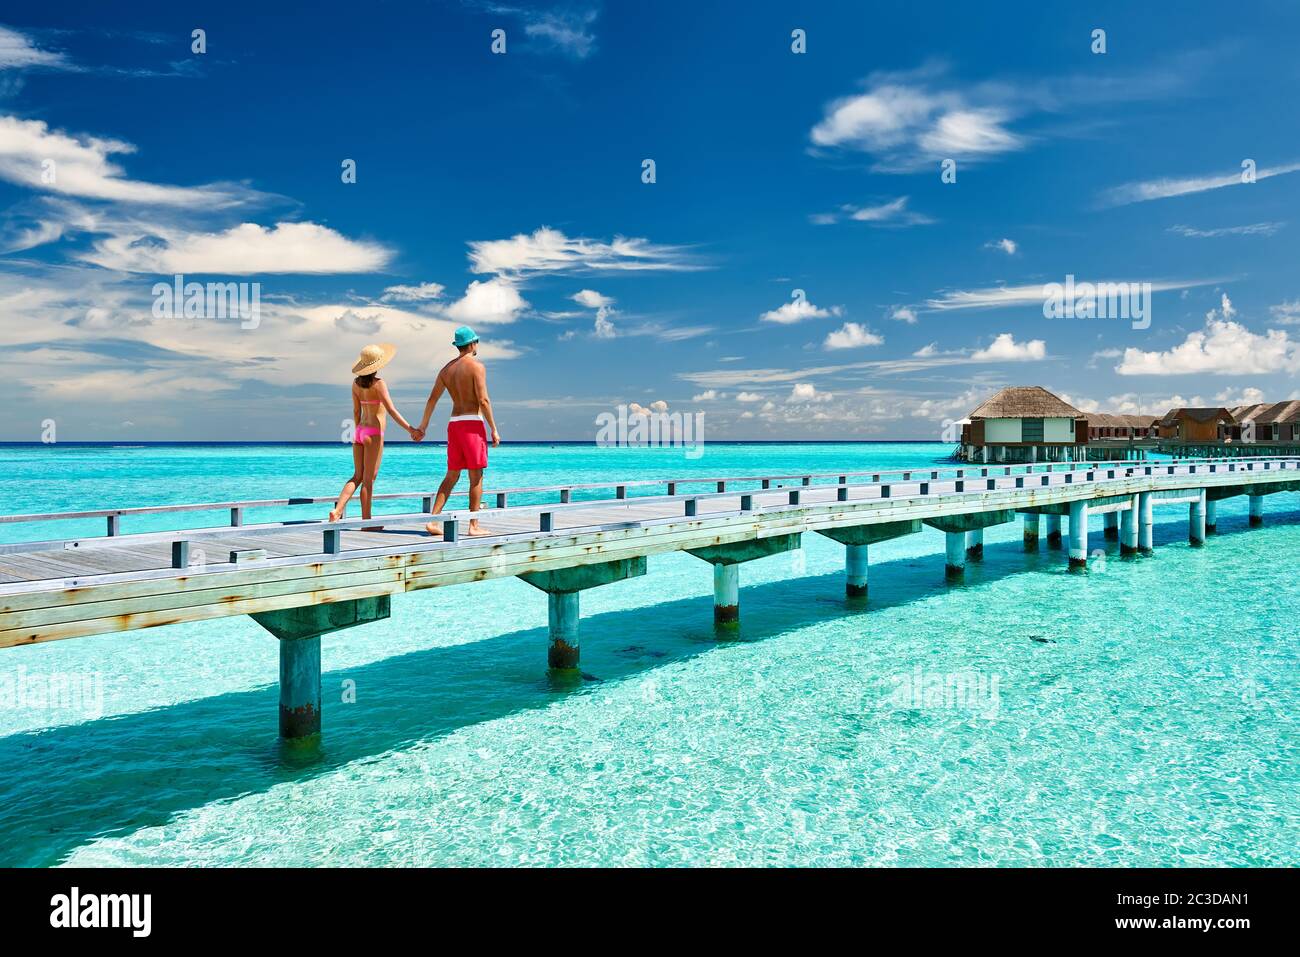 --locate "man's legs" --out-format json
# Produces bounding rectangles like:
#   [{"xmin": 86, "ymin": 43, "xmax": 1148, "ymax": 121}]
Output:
[
  {"xmin": 424, "ymin": 469, "xmax": 462, "ymax": 535},
  {"xmin": 466, "ymin": 468, "xmax": 487, "ymax": 535}
]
